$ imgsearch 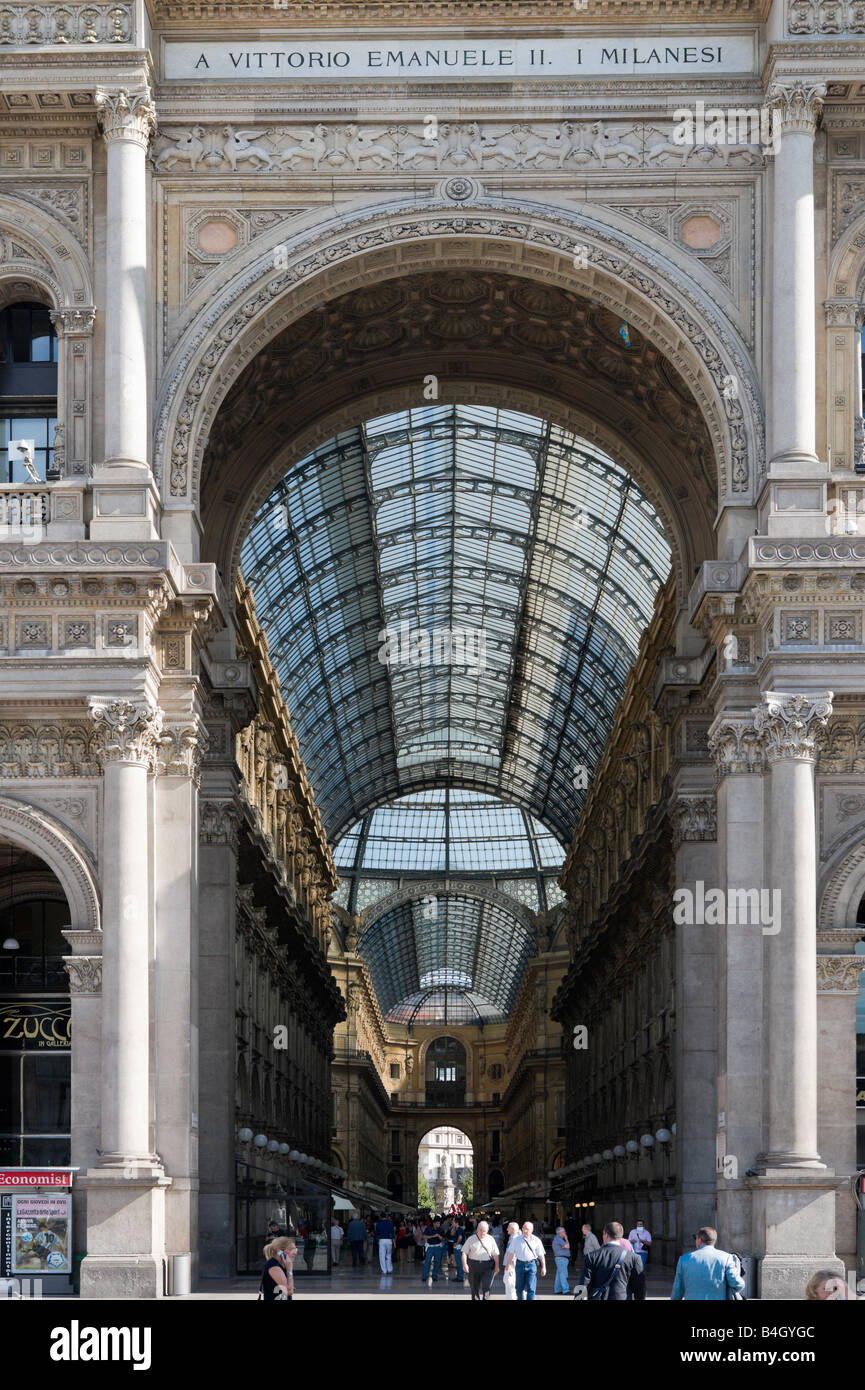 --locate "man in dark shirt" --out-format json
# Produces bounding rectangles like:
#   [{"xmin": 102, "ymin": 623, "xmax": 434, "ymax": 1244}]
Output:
[
  {"xmin": 574, "ymin": 1221, "xmax": 646, "ymax": 1301},
  {"xmin": 374, "ymin": 1214, "xmax": 395, "ymax": 1273},
  {"xmin": 422, "ymin": 1216, "xmax": 446, "ymax": 1284}
]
